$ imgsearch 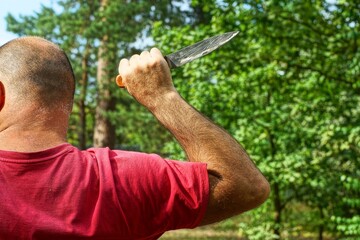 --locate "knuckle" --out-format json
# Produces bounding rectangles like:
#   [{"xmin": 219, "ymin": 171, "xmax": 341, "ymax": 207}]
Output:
[
  {"xmin": 129, "ymin": 54, "xmax": 140, "ymax": 62},
  {"xmin": 140, "ymin": 50, "xmax": 149, "ymax": 56},
  {"xmin": 119, "ymin": 59, "xmax": 128, "ymax": 68},
  {"xmin": 149, "ymin": 56, "xmax": 163, "ymax": 67},
  {"xmin": 119, "ymin": 58, "xmax": 127, "ymax": 64},
  {"xmin": 150, "ymin": 47, "xmax": 160, "ymax": 53}
]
